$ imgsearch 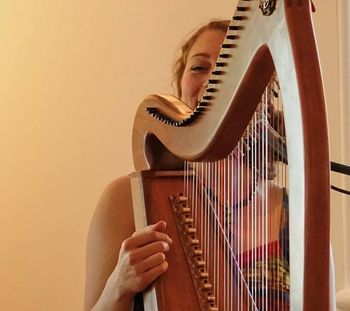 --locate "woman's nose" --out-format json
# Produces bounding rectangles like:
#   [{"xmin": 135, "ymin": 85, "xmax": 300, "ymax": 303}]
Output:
[{"xmin": 202, "ymin": 79, "xmax": 209, "ymax": 89}]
